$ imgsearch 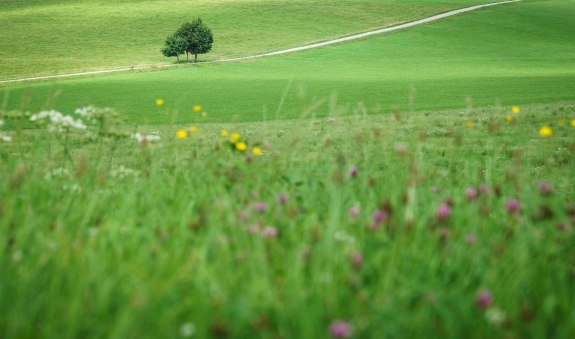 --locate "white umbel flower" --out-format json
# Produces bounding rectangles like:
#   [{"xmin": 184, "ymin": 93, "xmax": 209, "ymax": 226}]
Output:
[
  {"xmin": 30, "ymin": 110, "xmax": 86, "ymax": 132},
  {"xmin": 74, "ymin": 106, "xmax": 96, "ymax": 117},
  {"xmin": 132, "ymin": 133, "xmax": 161, "ymax": 143},
  {"xmin": 179, "ymin": 322, "xmax": 196, "ymax": 337},
  {"xmin": 0, "ymin": 132, "xmax": 11, "ymax": 142}
]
